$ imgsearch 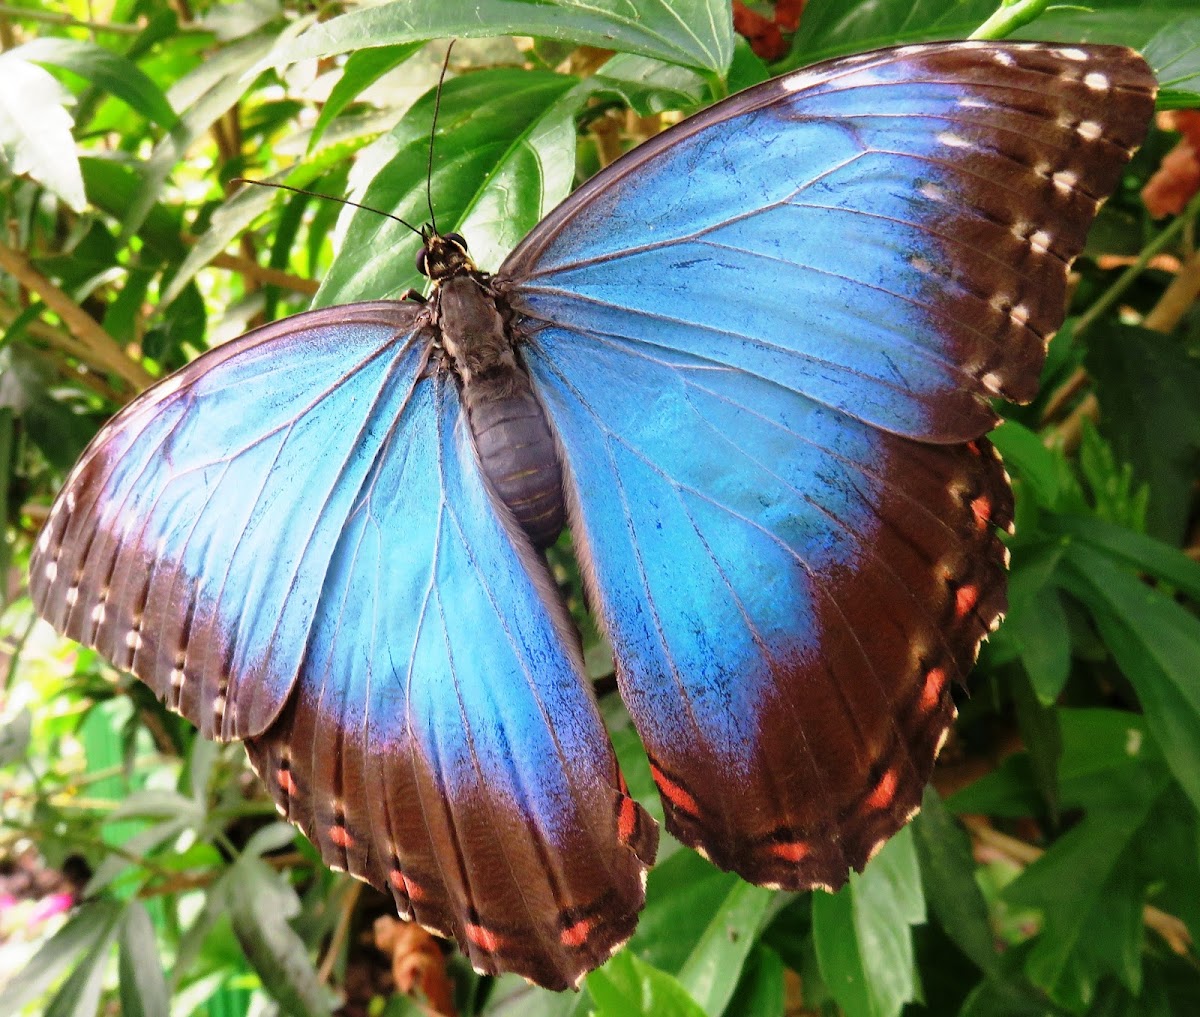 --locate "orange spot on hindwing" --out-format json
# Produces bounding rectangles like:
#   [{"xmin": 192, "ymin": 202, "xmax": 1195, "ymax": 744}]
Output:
[
  {"xmin": 277, "ymin": 767, "xmax": 297, "ymax": 796},
  {"xmin": 768, "ymin": 840, "xmax": 810, "ymax": 862},
  {"xmin": 466, "ymin": 922, "xmax": 504, "ymax": 953},
  {"xmin": 649, "ymin": 763, "xmax": 700, "ymax": 817},
  {"xmin": 866, "ymin": 768, "xmax": 899, "ymax": 811},
  {"xmin": 329, "ymin": 824, "xmax": 354, "ymax": 849},
  {"xmin": 920, "ymin": 667, "xmax": 947, "ymax": 712},
  {"xmin": 617, "ymin": 795, "xmax": 637, "ymax": 844},
  {"xmin": 955, "ymin": 584, "xmax": 979, "ymax": 619},
  {"xmin": 560, "ymin": 916, "xmax": 595, "ymax": 948},
  {"xmin": 971, "ymin": 495, "xmax": 992, "ymax": 531}
]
